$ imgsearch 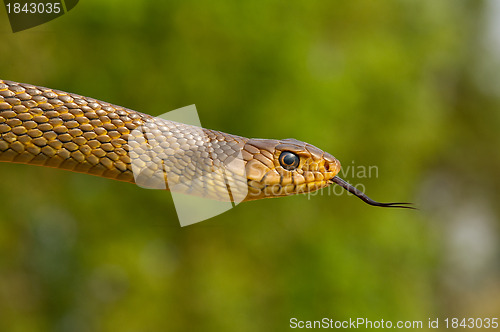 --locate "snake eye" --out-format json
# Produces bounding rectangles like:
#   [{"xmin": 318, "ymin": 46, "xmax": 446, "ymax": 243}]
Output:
[{"xmin": 279, "ymin": 151, "xmax": 300, "ymax": 170}]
